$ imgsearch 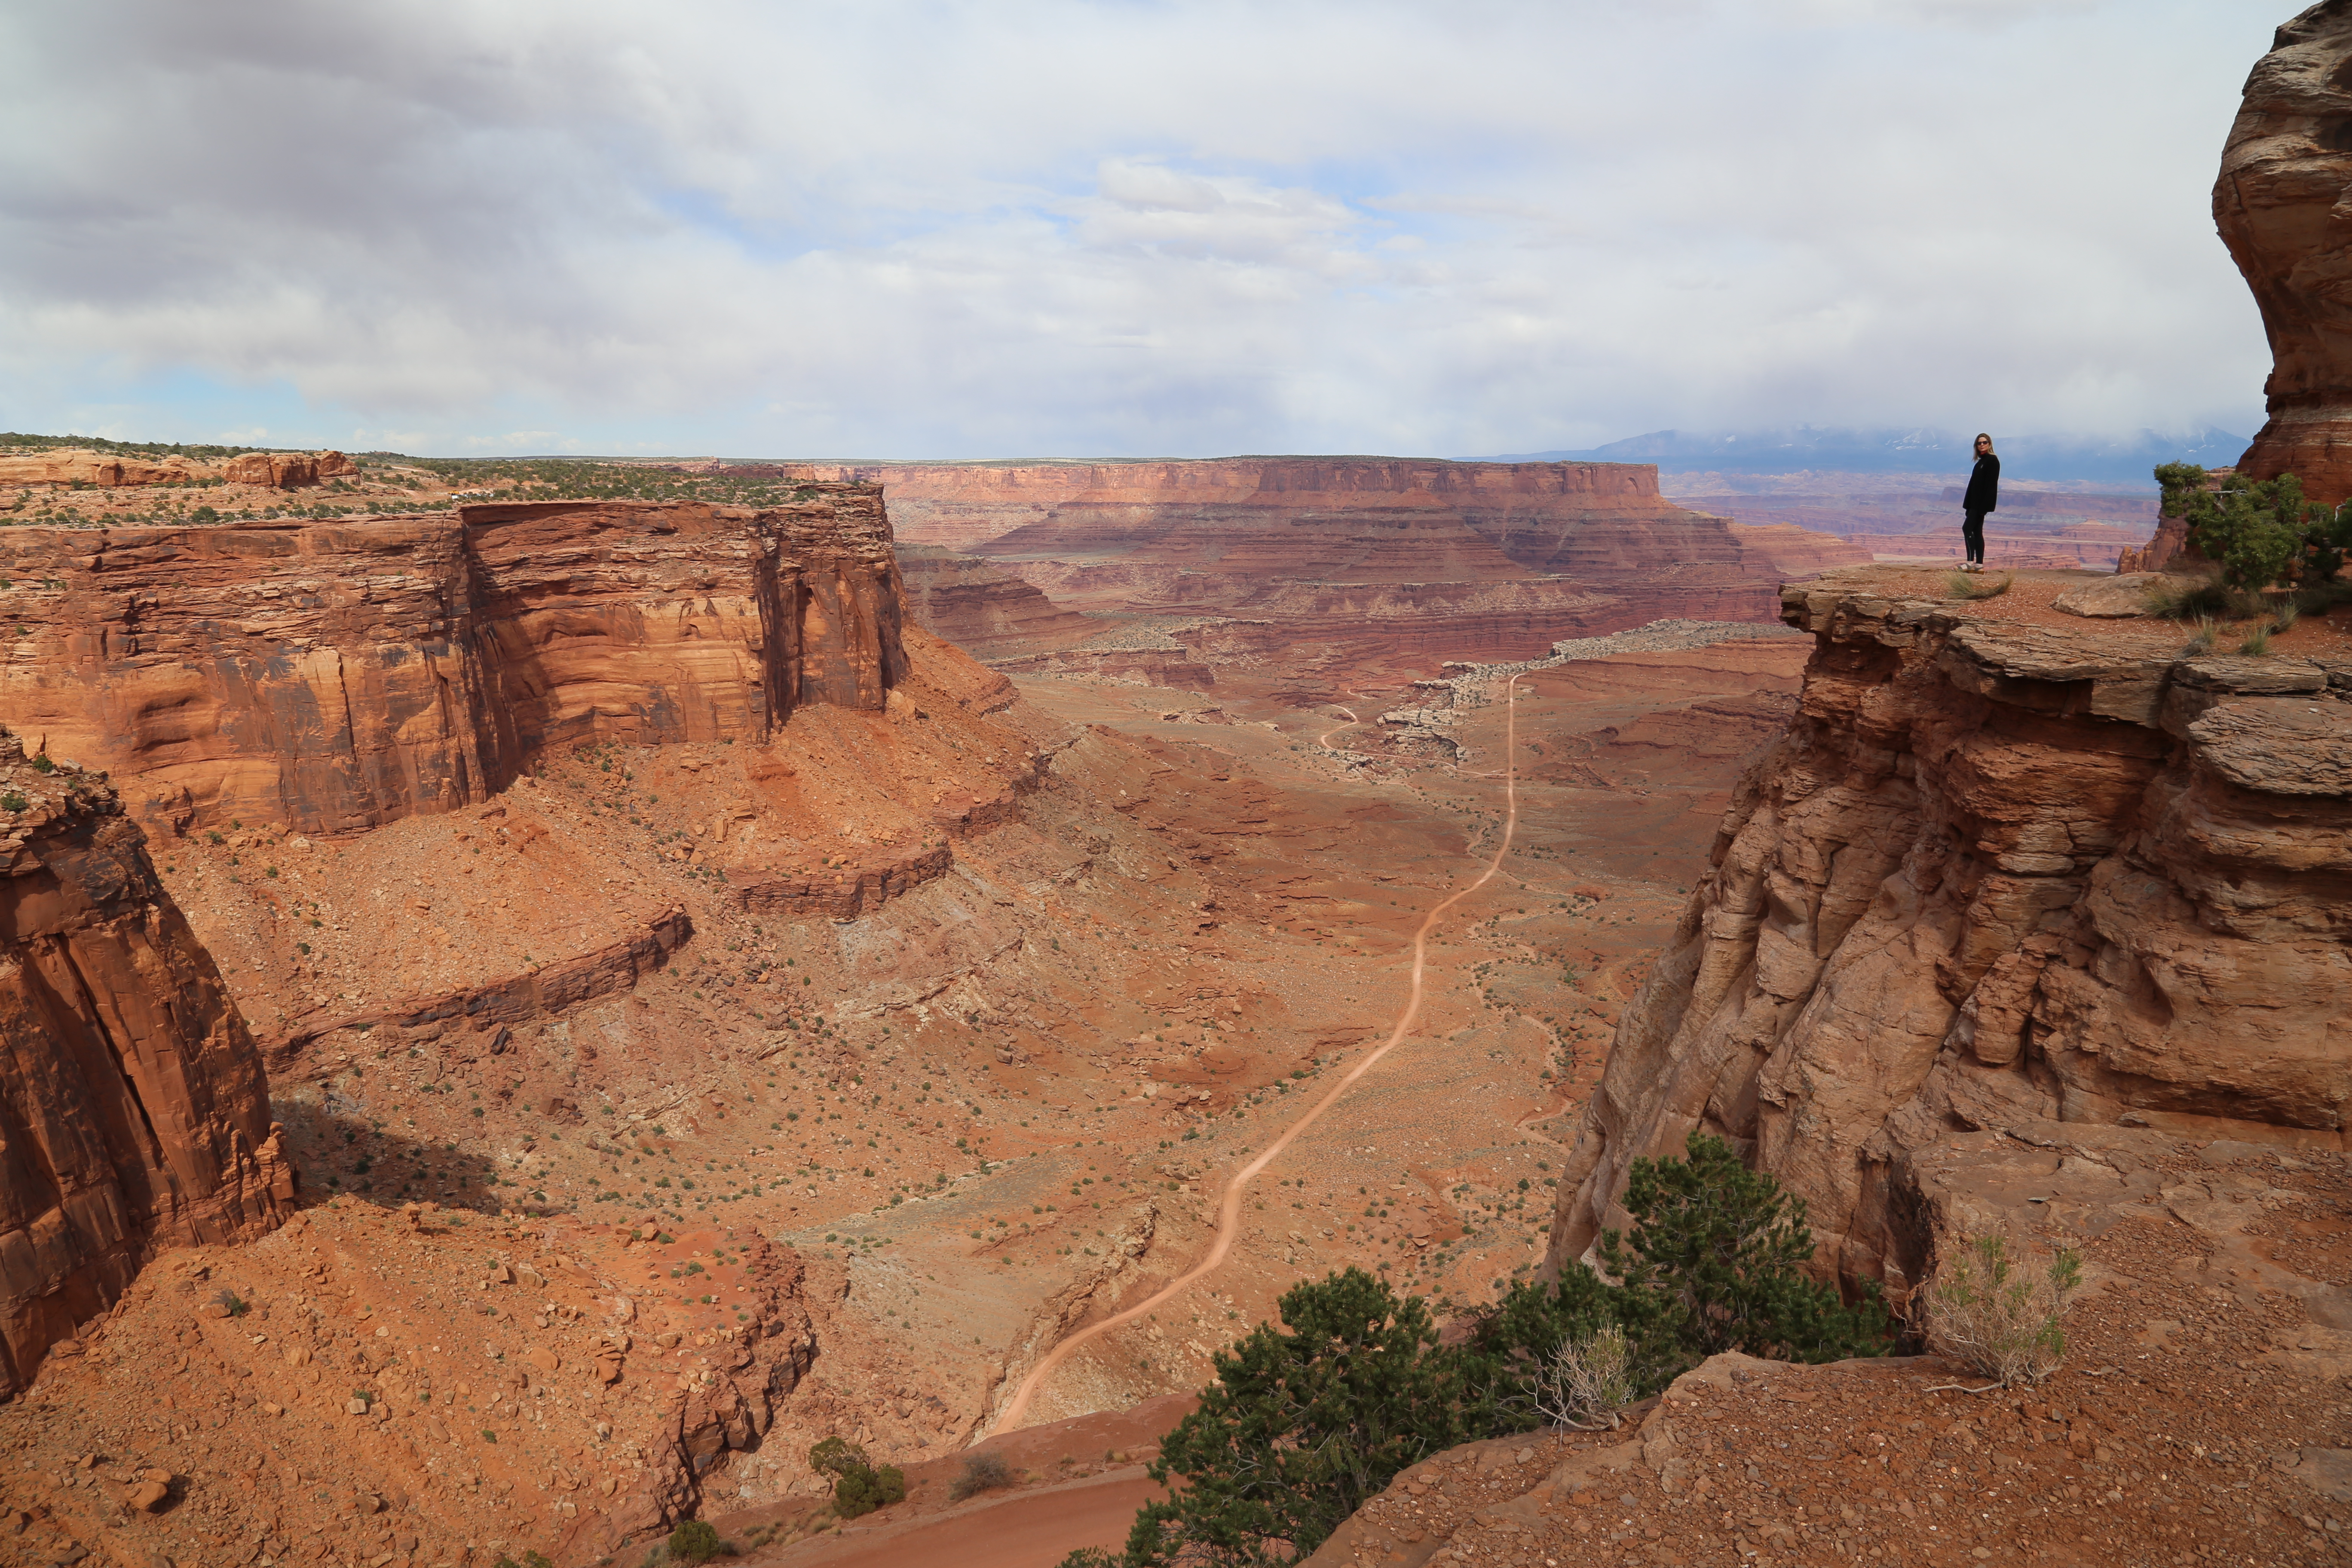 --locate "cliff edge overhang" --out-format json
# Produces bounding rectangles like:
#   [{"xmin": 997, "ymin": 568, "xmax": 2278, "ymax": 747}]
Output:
[{"xmin": 1546, "ymin": 566, "xmax": 2352, "ymax": 1292}]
